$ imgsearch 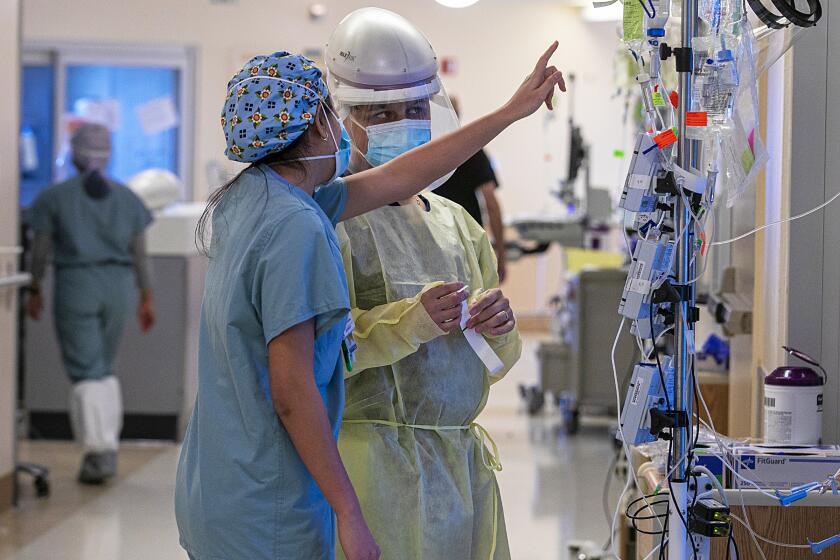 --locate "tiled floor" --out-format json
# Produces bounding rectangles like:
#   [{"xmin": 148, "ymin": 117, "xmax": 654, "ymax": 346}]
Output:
[{"xmin": 0, "ymin": 337, "xmax": 617, "ymax": 559}]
